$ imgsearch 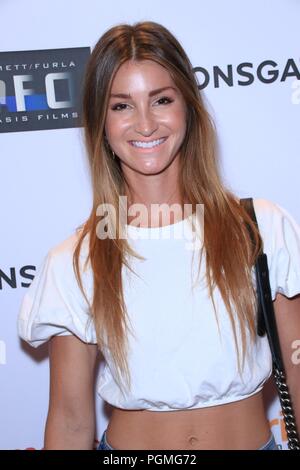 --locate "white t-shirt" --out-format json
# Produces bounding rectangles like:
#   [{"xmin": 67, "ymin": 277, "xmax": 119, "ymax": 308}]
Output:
[{"xmin": 17, "ymin": 198, "xmax": 300, "ymax": 411}]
